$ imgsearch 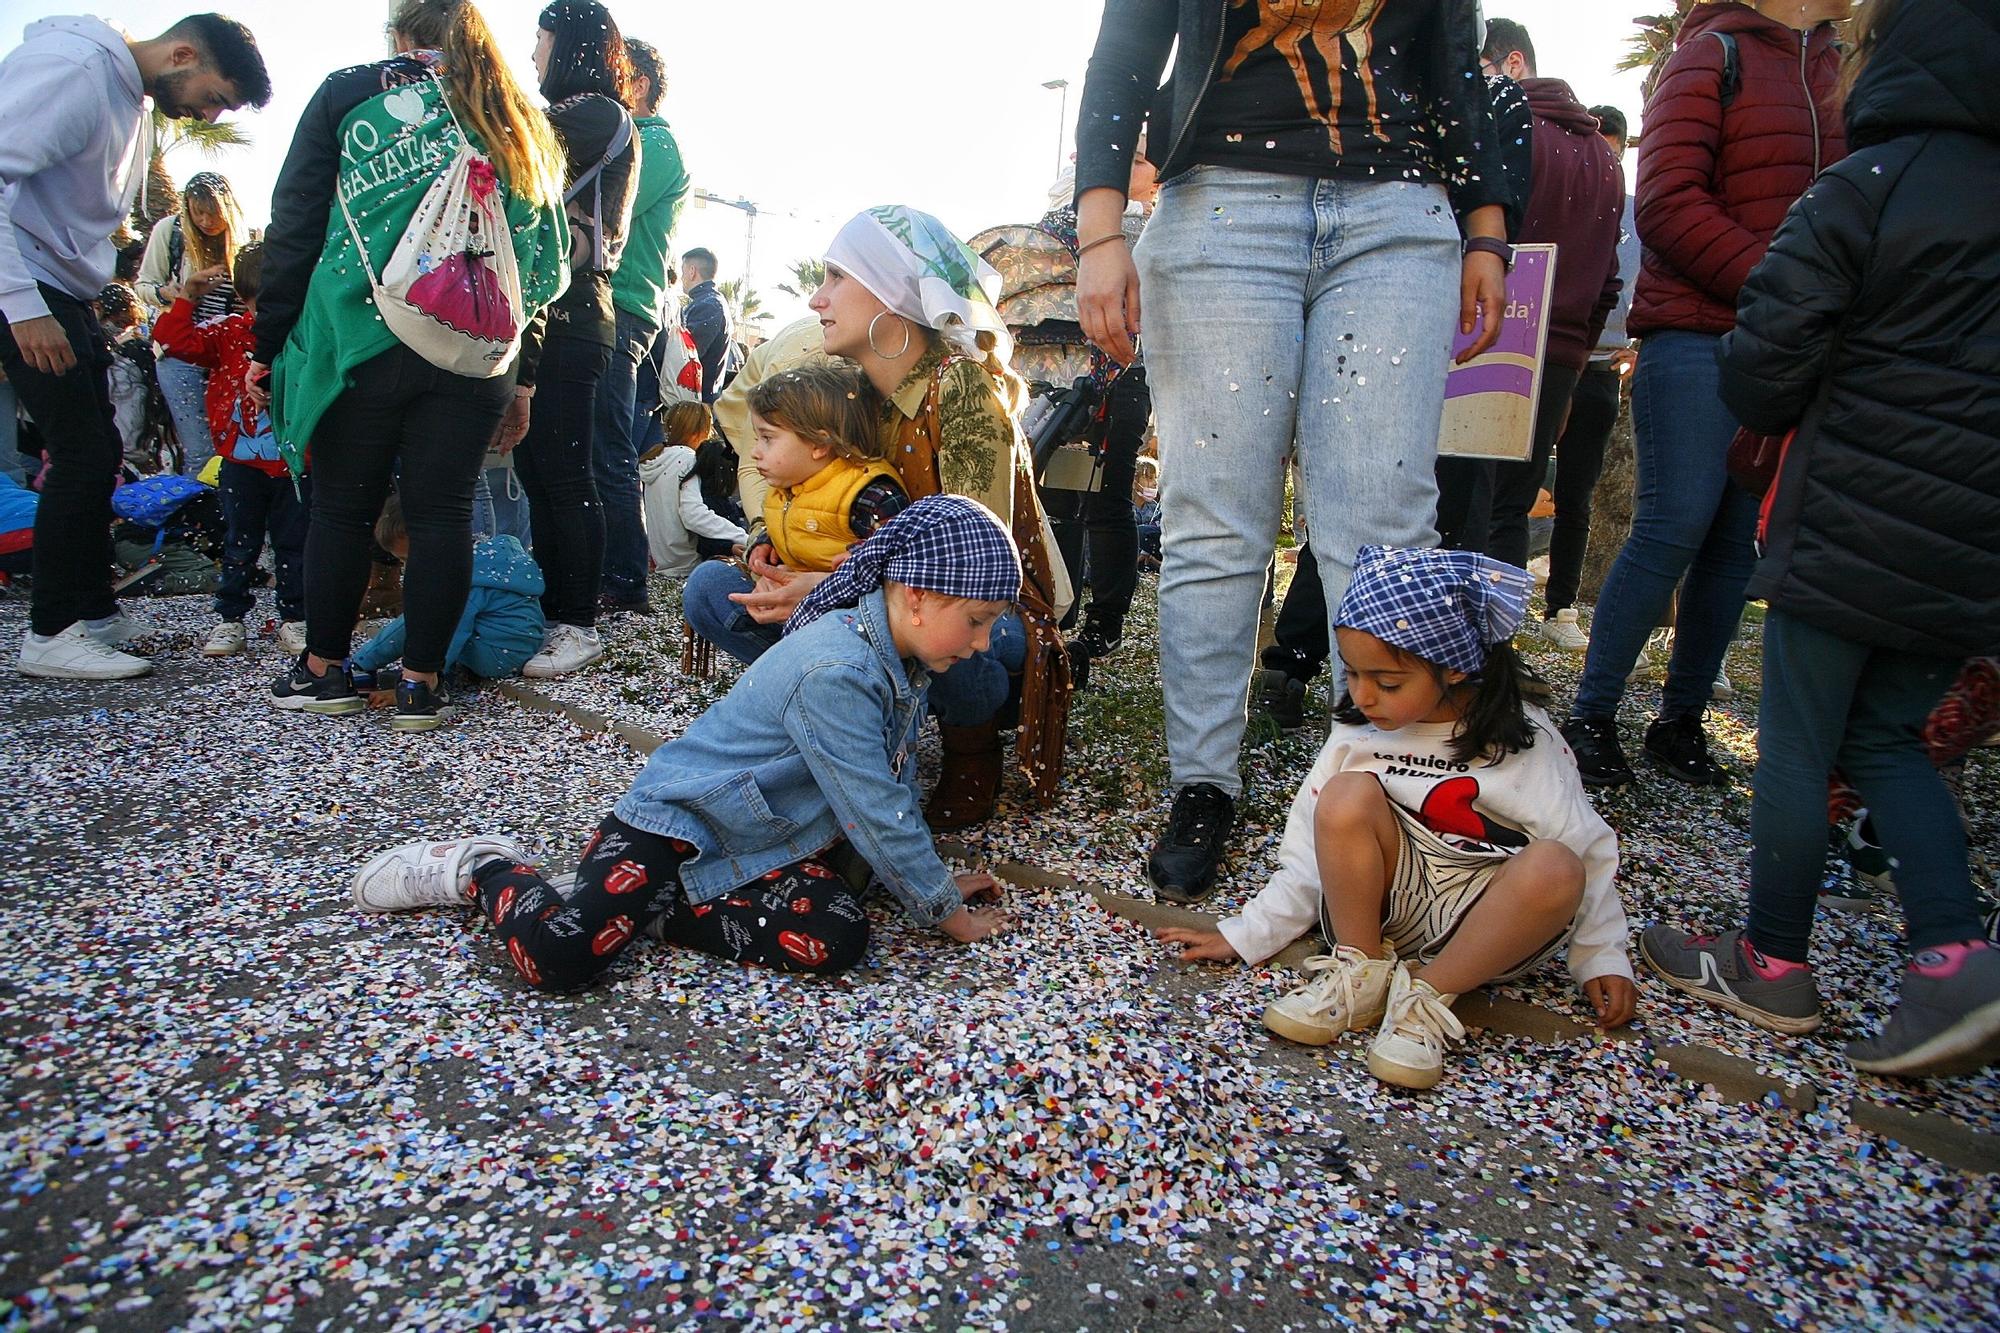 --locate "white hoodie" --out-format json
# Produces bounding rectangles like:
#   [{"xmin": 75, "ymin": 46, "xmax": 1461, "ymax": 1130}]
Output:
[
  {"xmin": 0, "ymin": 17, "xmax": 148, "ymax": 323},
  {"xmin": 638, "ymin": 446, "xmax": 749, "ymax": 578}
]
